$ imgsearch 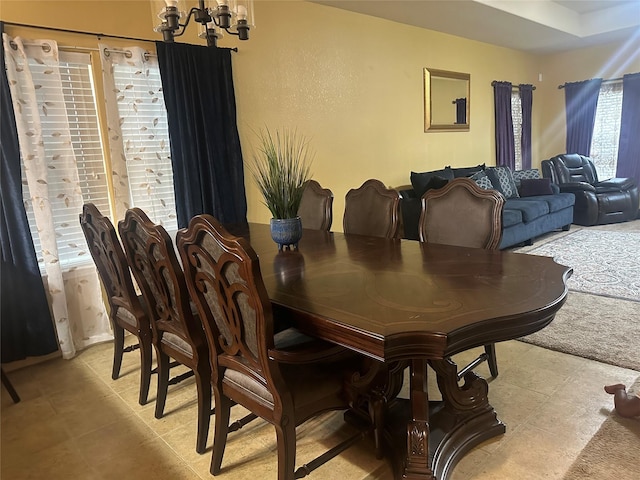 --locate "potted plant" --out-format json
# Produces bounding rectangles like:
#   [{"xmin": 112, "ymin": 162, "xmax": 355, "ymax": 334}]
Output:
[{"xmin": 249, "ymin": 127, "xmax": 313, "ymax": 250}]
